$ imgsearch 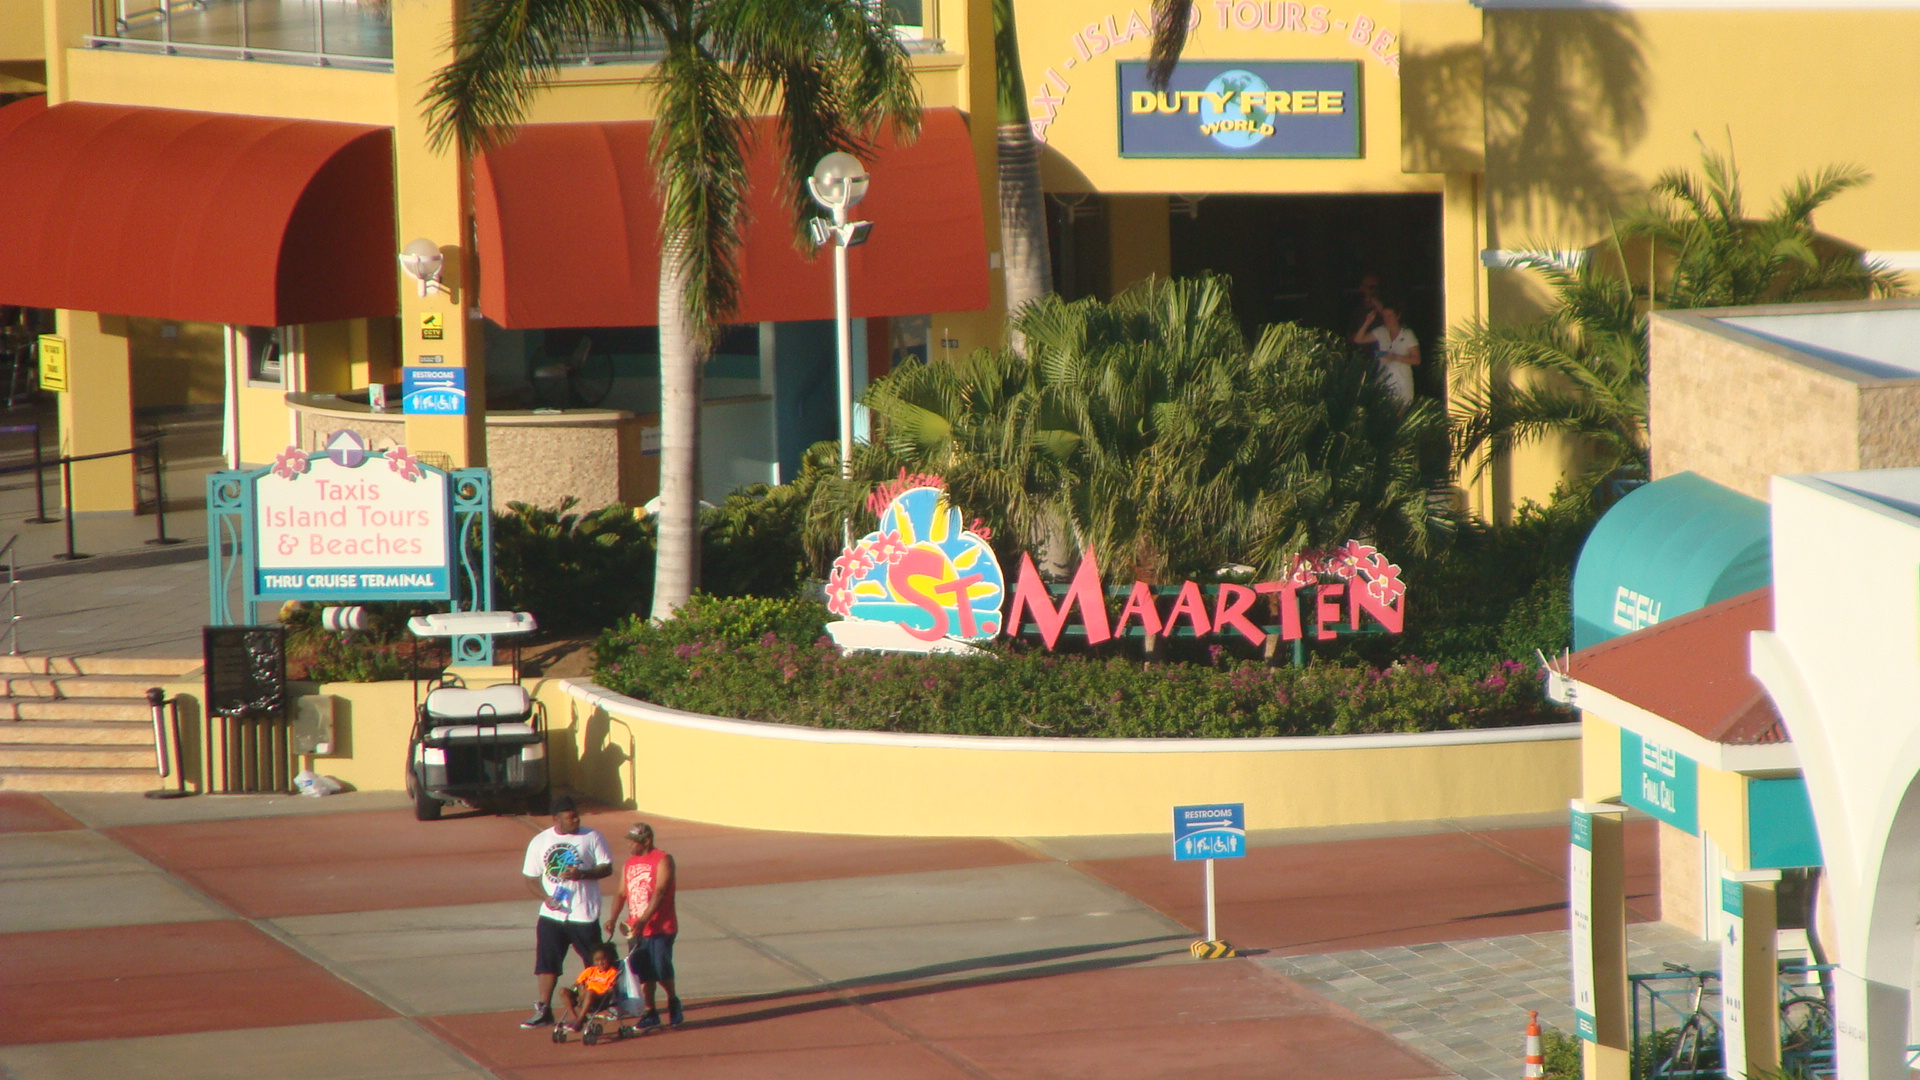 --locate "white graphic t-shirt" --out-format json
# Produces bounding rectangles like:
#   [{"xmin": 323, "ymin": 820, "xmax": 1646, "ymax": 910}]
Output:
[{"xmin": 522, "ymin": 826, "xmax": 612, "ymax": 922}]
